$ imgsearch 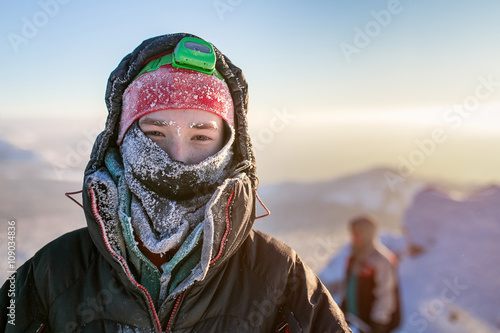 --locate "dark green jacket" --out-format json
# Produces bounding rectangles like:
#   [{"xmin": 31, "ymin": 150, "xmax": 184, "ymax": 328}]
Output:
[{"xmin": 0, "ymin": 33, "xmax": 350, "ymax": 332}]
